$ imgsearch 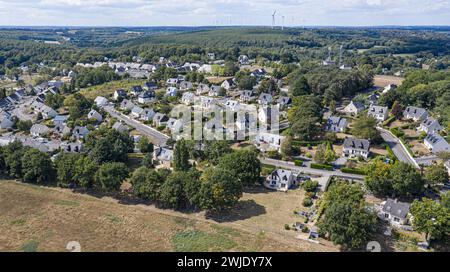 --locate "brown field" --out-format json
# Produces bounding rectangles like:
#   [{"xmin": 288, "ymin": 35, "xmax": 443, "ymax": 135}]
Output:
[
  {"xmin": 79, "ymin": 79, "xmax": 148, "ymax": 100},
  {"xmin": 0, "ymin": 180, "xmax": 337, "ymax": 252},
  {"xmin": 205, "ymin": 76, "xmax": 232, "ymax": 85},
  {"xmin": 373, "ymin": 75, "xmax": 405, "ymax": 88}
]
